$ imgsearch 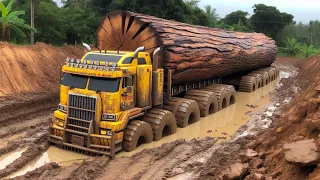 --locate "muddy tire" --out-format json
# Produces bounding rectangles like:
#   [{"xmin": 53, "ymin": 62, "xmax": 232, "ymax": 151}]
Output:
[
  {"xmin": 163, "ymin": 98, "xmax": 200, "ymax": 128},
  {"xmin": 123, "ymin": 120, "xmax": 153, "ymax": 152},
  {"xmin": 226, "ymin": 86, "xmax": 236, "ymax": 106},
  {"xmin": 239, "ymin": 76, "xmax": 257, "ymax": 92},
  {"xmin": 252, "ymin": 70, "xmax": 269, "ymax": 87},
  {"xmin": 184, "ymin": 90, "xmax": 219, "ymax": 117},
  {"xmin": 203, "ymin": 84, "xmax": 230, "ymax": 110},
  {"xmin": 246, "ymin": 72, "xmax": 263, "ymax": 89},
  {"xmin": 262, "ymin": 67, "xmax": 276, "ymax": 82},
  {"xmin": 142, "ymin": 109, "xmax": 177, "ymax": 141}
]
